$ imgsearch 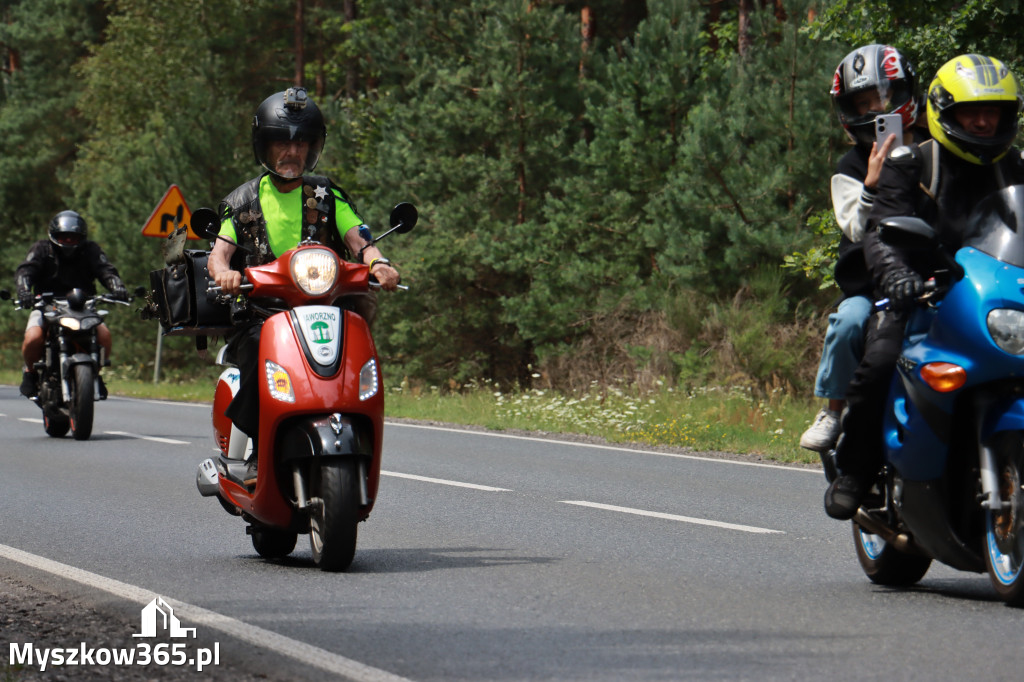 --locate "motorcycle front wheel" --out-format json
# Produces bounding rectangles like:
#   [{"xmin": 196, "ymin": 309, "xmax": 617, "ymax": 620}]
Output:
[
  {"xmin": 852, "ymin": 522, "xmax": 932, "ymax": 586},
  {"xmin": 984, "ymin": 434, "xmax": 1024, "ymax": 606},
  {"xmin": 69, "ymin": 363, "xmax": 95, "ymax": 441},
  {"xmin": 309, "ymin": 458, "xmax": 359, "ymax": 572}
]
